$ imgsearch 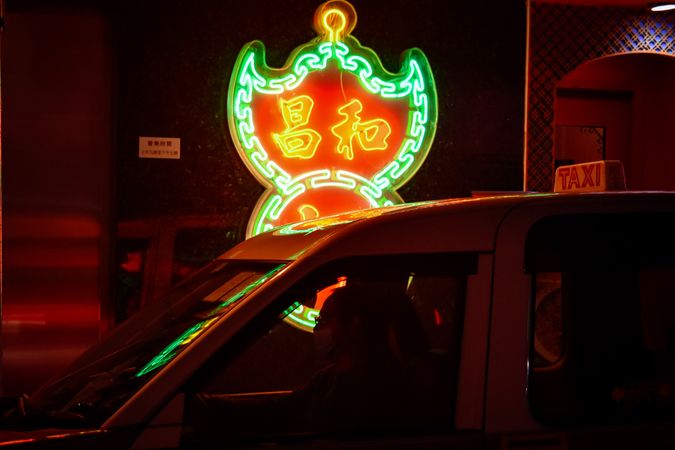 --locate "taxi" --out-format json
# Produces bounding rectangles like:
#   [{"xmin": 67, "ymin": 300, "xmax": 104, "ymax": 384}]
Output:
[{"xmin": 1, "ymin": 161, "xmax": 674, "ymax": 449}]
